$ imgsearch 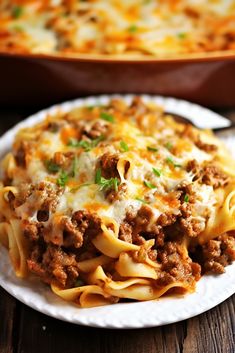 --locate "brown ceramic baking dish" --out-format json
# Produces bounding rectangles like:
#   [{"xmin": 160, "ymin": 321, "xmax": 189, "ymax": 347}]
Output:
[{"xmin": 0, "ymin": 51, "xmax": 235, "ymax": 108}]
